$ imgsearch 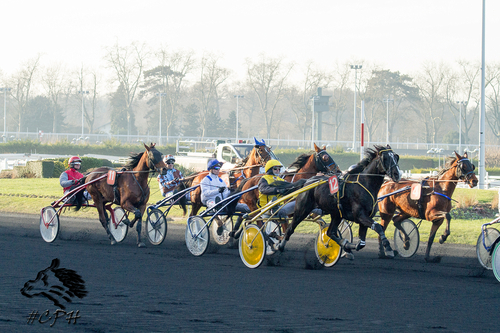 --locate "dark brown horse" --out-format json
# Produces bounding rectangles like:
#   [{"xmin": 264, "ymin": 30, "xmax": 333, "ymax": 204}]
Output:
[
  {"xmin": 378, "ymin": 151, "xmax": 478, "ymax": 262},
  {"xmin": 180, "ymin": 140, "xmax": 276, "ymax": 217},
  {"xmin": 280, "ymin": 145, "xmax": 402, "ymax": 259},
  {"xmin": 85, "ymin": 143, "xmax": 167, "ymax": 247}
]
